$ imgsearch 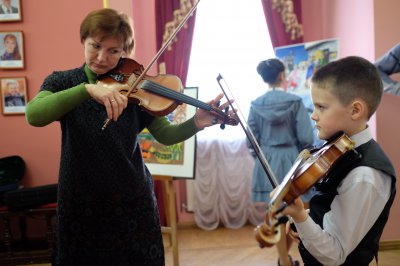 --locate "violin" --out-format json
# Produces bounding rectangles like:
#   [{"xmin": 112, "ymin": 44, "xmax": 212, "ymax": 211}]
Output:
[
  {"xmin": 215, "ymin": 74, "xmax": 356, "ymax": 248},
  {"xmin": 254, "ymin": 132, "xmax": 356, "ymax": 248},
  {"xmin": 98, "ymin": 58, "xmax": 239, "ymax": 128},
  {"xmin": 98, "ymin": 0, "xmax": 237, "ymax": 130}
]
